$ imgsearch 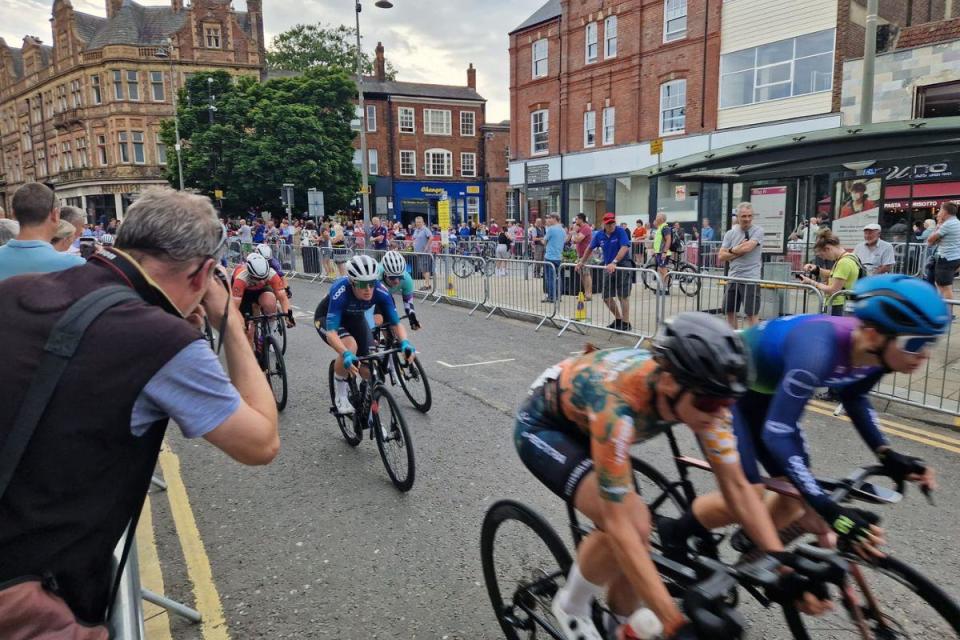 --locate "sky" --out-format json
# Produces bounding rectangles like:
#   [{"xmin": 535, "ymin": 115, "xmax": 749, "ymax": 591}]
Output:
[{"xmin": 1, "ymin": 0, "xmax": 544, "ymax": 122}]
